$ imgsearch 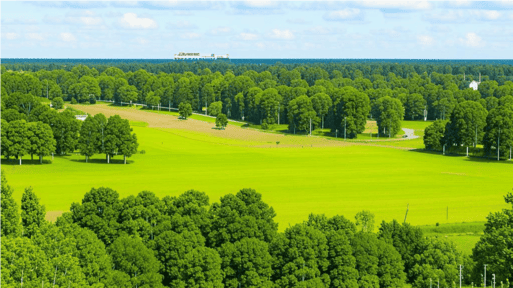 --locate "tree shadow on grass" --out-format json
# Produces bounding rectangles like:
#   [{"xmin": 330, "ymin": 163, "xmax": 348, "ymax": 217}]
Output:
[
  {"xmin": 69, "ymin": 158, "xmax": 135, "ymax": 165},
  {"xmin": 410, "ymin": 149, "xmax": 513, "ymax": 164},
  {"xmin": 1, "ymin": 159, "xmax": 54, "ymax": 165}
]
